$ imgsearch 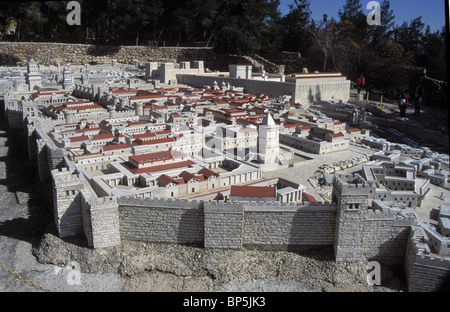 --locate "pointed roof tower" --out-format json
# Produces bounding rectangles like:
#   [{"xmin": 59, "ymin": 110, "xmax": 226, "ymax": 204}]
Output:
[{"xmin": 261, "ymin": 113, "xmax": 276, "ymax": 126}]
